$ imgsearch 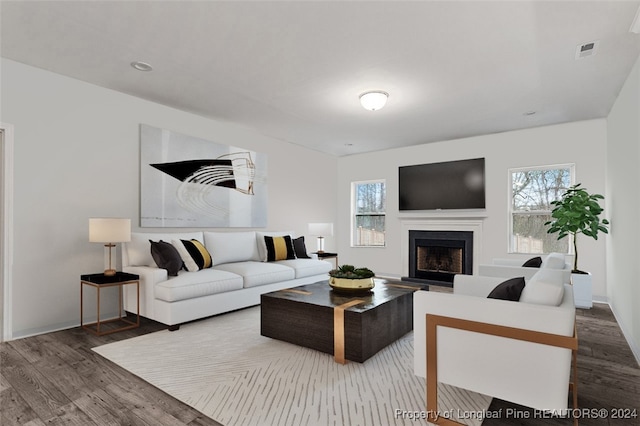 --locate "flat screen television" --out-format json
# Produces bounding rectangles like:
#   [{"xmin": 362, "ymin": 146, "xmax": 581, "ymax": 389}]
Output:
[{"xmin": 399, "ymin": 158, "xmax": 485, "ymax": 210}]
